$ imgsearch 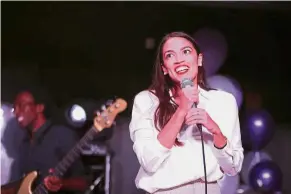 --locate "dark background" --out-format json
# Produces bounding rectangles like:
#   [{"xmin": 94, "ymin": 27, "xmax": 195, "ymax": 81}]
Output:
[{"xmin": 2, "ymin": 2, "xmax": 291, "ymax": 123}]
